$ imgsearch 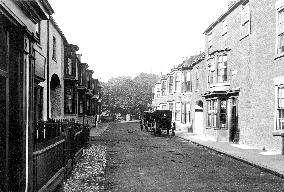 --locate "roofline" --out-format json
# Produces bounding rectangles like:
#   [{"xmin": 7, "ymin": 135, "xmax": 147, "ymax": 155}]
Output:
[
  {"xmin": 50, "ymin": 16, "xmax": 68, "ymax": 43},
  {"xmin": 40, "ymin": 0, "xmax": 55, "ymax": 15},
  {"xmin": 203, "ymin": 0, "xmax": 245, "ymax": 34}
]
